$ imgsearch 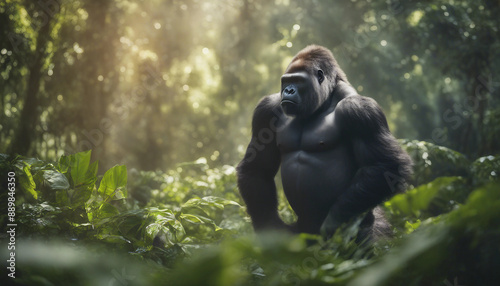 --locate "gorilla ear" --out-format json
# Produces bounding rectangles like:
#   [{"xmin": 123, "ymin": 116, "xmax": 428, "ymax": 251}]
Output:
[{"xmin": 317, "ymin": 69, "xmax": 324, "ymax": 84}]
